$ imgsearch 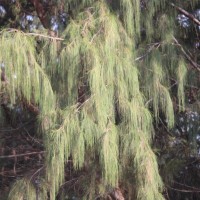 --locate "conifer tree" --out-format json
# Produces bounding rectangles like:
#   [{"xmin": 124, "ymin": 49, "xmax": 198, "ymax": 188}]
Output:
[{"xmin": 0, "ymin": 0, "xmax": 199, "ymax": 199}]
